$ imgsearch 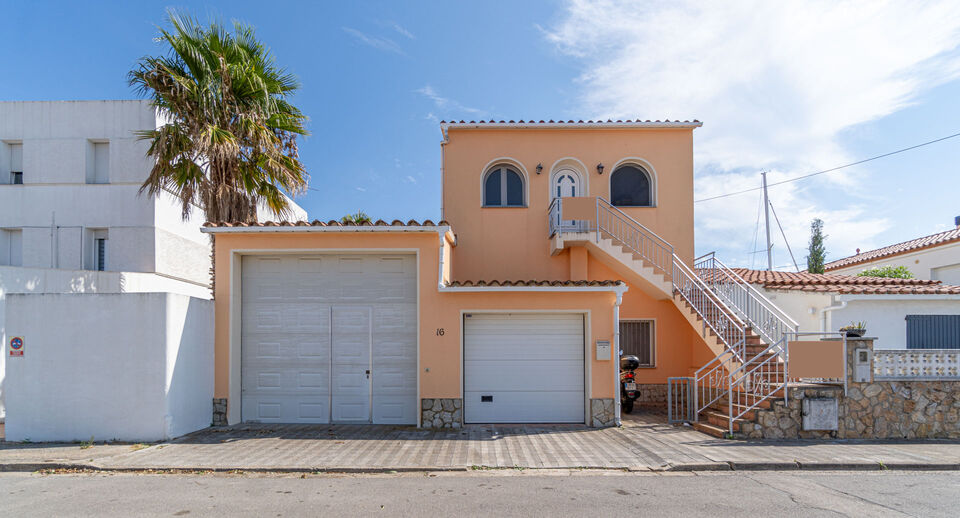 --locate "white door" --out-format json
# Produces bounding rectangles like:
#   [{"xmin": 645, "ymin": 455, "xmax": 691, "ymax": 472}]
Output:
[
  {"xmin": 553, "ymin": 170, "xmax": 580, "ymax": 198},
  {"xmin": 241, "ymin": 254, "xmax": 417, "ymax": 424},
  {"xmin": 463, "ymin": 313, "xmax": 585, "ymax": 423},
  {"xmin": 552, "ymin": 169, "xmax": 584, "ymax": 232}
]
